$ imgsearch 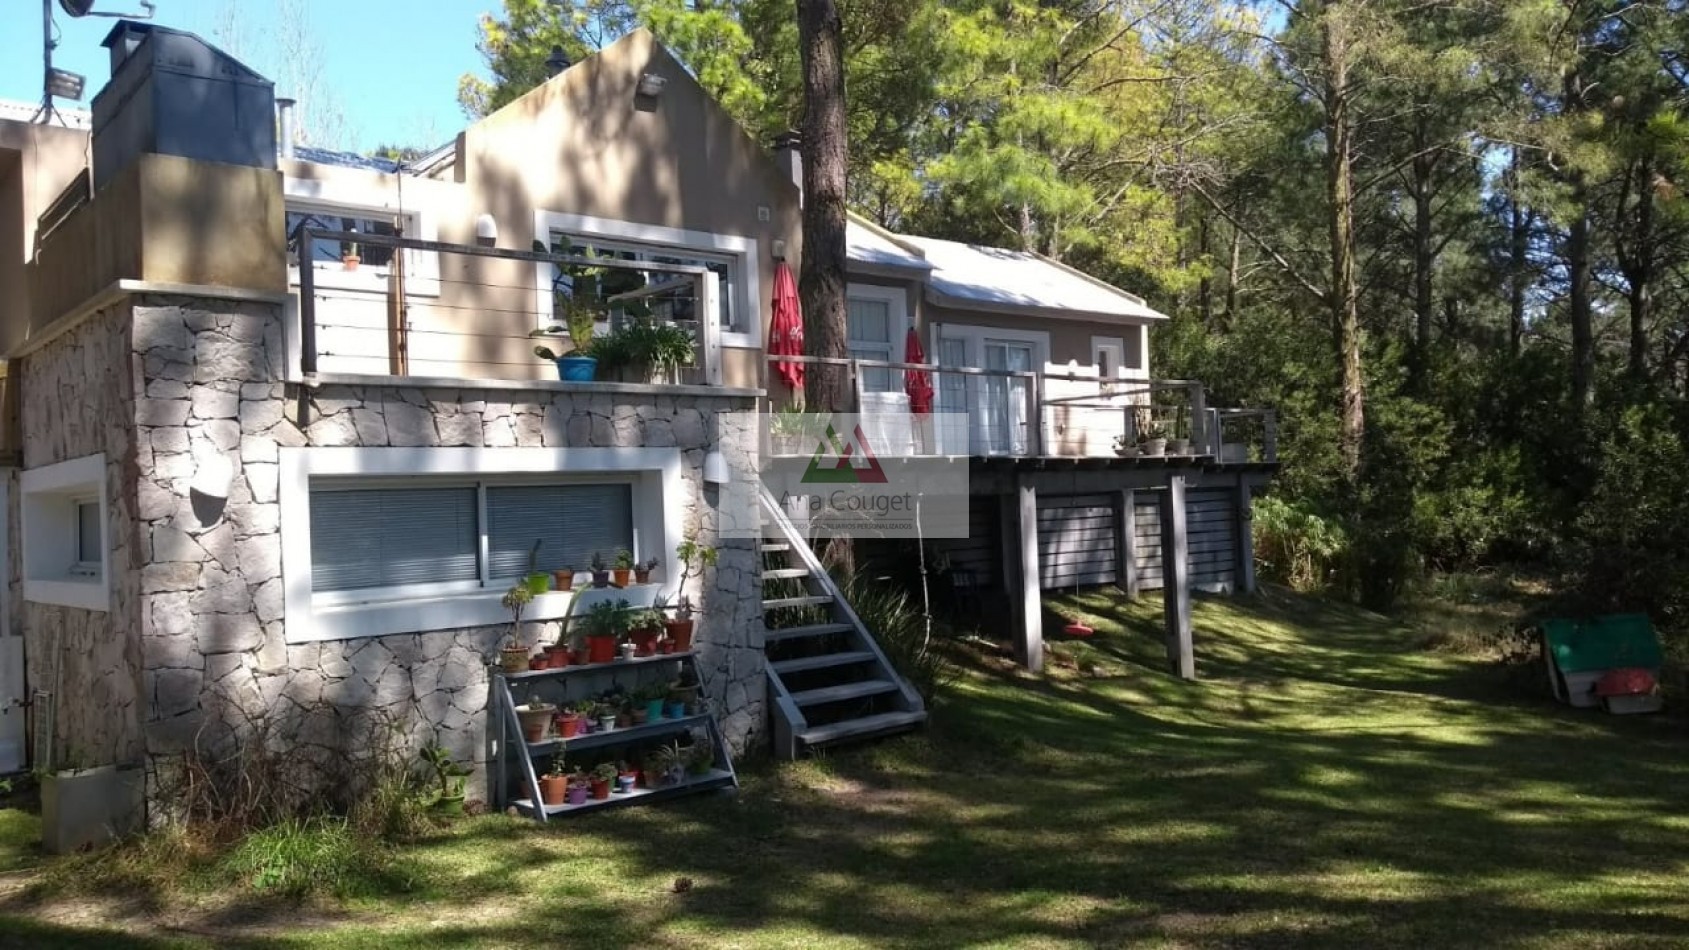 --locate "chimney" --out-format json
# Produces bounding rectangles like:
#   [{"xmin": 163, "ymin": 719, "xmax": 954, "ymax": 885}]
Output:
[
  {"xmin": 276, "ymin": 98, "xmax": 296, "ymax": 160},
  {"xmin": 546, "ymin": 46, "xmax": 571, "ymax": 78},
  {"xmin": 772, "ymin": 130, "xmax": 802, "ymax": 198}
]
